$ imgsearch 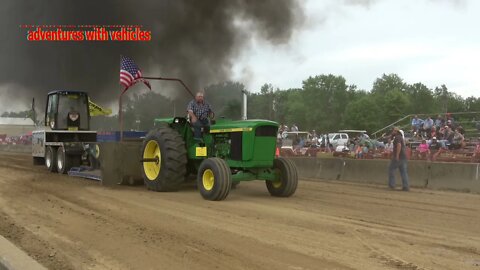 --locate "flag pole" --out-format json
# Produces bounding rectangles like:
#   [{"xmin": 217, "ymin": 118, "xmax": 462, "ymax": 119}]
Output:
[
  {"xmin": 119, "ymin": 86, "xmax": 128, "ymax": 142},
  {"xmin": 119, "ymin": 55, "xmax": 152, "ymax": 142},
  {"xmin": 141, "ymin": 76, "xmax": 195, "ymax": 98}
]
